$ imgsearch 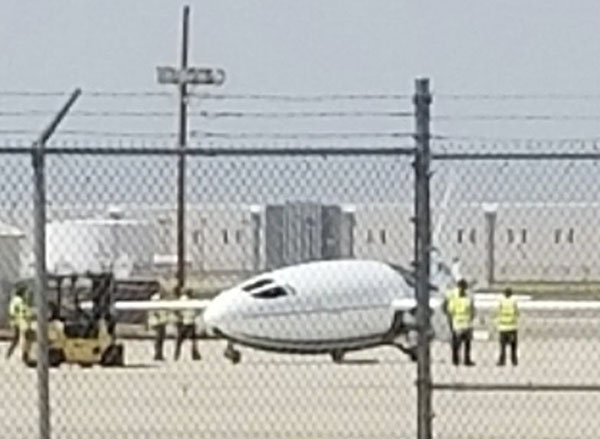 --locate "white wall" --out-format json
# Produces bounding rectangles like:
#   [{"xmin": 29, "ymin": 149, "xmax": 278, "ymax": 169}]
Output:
[{"xmin": 0, "ymin": 235, "xmax": 22, "ymax": 325}]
